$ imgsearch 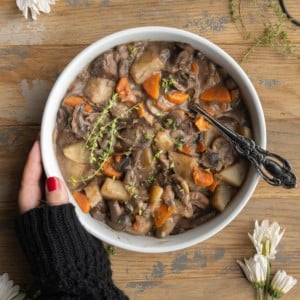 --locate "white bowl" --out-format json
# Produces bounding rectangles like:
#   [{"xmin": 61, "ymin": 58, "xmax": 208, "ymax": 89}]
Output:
[{"xmin": 41, "ymin": 26, "xmax": 266, "ymax": 253}]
